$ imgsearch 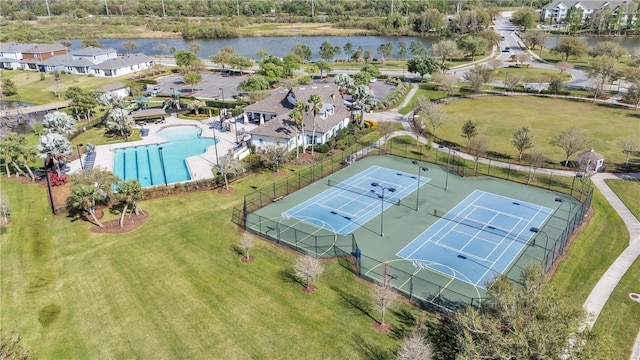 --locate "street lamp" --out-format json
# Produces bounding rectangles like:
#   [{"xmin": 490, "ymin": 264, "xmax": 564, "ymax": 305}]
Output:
[
  {"xmin": 530, "ymin": 227, "xmax": 549, "ymax": 269},
  {"xmin": 411, "ymin": 160, "xmax": 429, "ymax": 211},
  {"xmin": 76, "ymin": 143, "xmax": 83, "ymax": 170},
  {"xmin": 158, "ymin": 146, "xmax": 168, "ymax": 186},
  {"xmin": 219, "ymin": 87, "xmax": 225, "ymax": 104},
  {"xmin": 371, "ymin": 182, "xmax": 396, "ymax": 237},
  {"xmin": 445, "ymin": 147, "xmax": 460, "ymax": 191}
]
